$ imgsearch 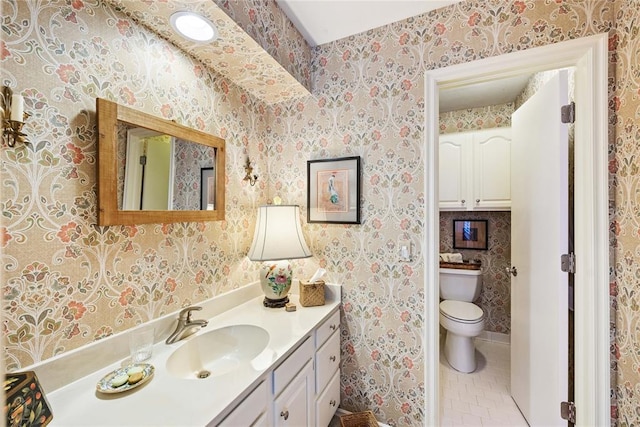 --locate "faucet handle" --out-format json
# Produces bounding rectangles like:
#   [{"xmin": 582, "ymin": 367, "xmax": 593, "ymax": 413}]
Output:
[{"xmin": 179, "ymin": 306, "xmax": 202, "ymax": 321}]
